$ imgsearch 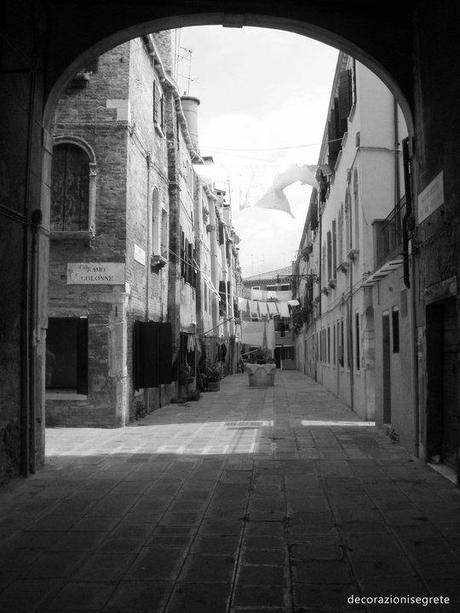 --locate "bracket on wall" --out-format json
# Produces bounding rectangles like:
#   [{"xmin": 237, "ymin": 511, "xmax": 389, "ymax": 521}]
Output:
[{"xmin": 150, "ymin": 254, "xmax": 167, "ymax": 271}]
